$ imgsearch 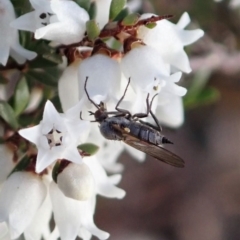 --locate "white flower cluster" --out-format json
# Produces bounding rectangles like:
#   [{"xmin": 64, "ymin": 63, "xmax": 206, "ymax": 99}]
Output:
[{"xmin": 0, "ymin": 0, "xmax": 204, "ymax": 239}]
